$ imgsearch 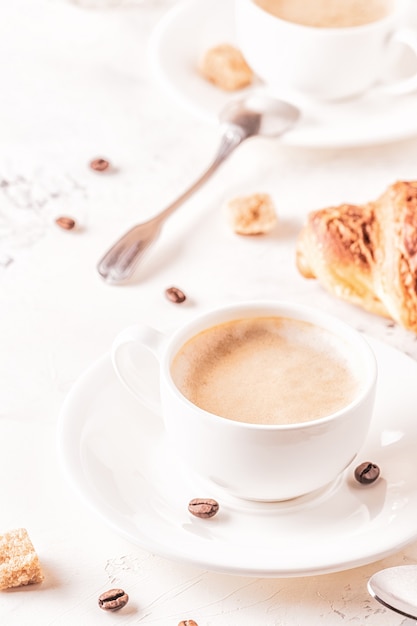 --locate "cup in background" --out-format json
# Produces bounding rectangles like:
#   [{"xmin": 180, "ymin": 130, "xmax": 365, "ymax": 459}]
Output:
[
  {"xmin": 112, "ymin": 301, "xmax": 377, "ymax": 501},
  {"xmin": 235, "ymin": 0, "xmax": 417, "ymax": 101}
]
